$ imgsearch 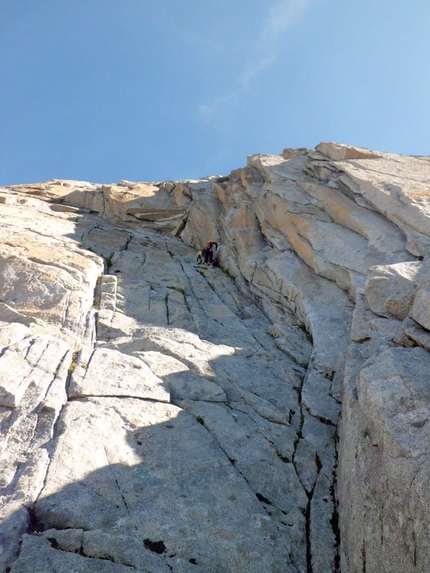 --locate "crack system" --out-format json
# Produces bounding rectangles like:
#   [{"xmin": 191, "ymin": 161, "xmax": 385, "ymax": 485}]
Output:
[{"xmin": 4, "ymin": 223, "xmax": 343, "ymax": 573}]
